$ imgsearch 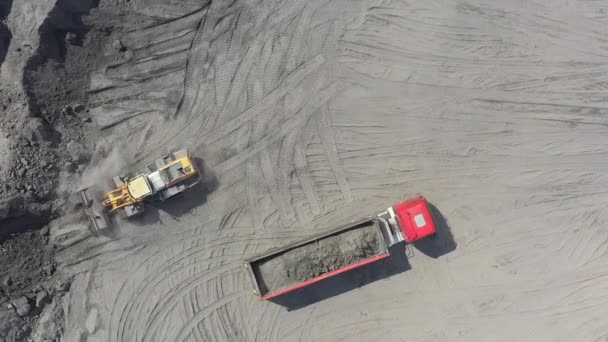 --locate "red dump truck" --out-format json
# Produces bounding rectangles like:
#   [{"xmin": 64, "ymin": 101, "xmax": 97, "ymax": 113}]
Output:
[{"xmin": 243, "ymin": 196, "xmax": 437, "ymax": 300}]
